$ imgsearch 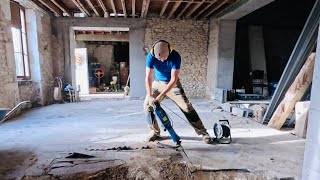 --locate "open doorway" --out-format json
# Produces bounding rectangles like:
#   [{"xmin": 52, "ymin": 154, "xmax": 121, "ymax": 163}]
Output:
[{"xmin": 73, "ymin": 29, "xmax": 129, "ymax": 97}]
